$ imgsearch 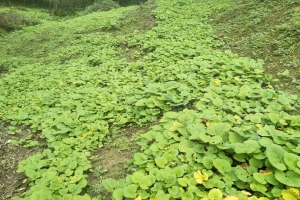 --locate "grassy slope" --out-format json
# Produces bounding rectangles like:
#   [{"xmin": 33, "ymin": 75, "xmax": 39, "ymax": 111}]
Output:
[
  {"xmin": 211, "ymin": 0, "xmax": 300, "ymax": 95},
  {"xmin": 0, "ymin": 0, "xmax": 300, "ymax": 199},
  {"xmin": 0, "ymin": 6, "xmax": 56, "ymax": 37}
]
